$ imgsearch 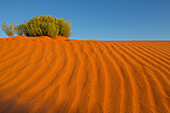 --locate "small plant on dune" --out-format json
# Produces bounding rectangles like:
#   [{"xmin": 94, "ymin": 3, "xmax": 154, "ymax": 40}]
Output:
[
  {"xmin": 1, "ymin": 14, "xmax": 72, "ymax": 38},
  {"xmin": 14, "ymin": 24, "xmax": 23, "ymax": 36},
  {"xmin": 58, "ymin": 18, "xmax": 72, "ymax": 37},
  {"xmin": 89, "ymin": 37, "xmax": 98, "ymax": 41},
  {"xmin": 48, "ymin": 21, "xmax": 59, "ymax": 37},
  {"xmin": 20, "ymin": 14, "xmax": 72, "ymax": 38},
  {"xmin": 20, "ymin": 20, "xmax": 32, "ymax": 37},
  {"xmin": 1, "ymin": 22, "xmax": 15, "ymax": 37}
]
